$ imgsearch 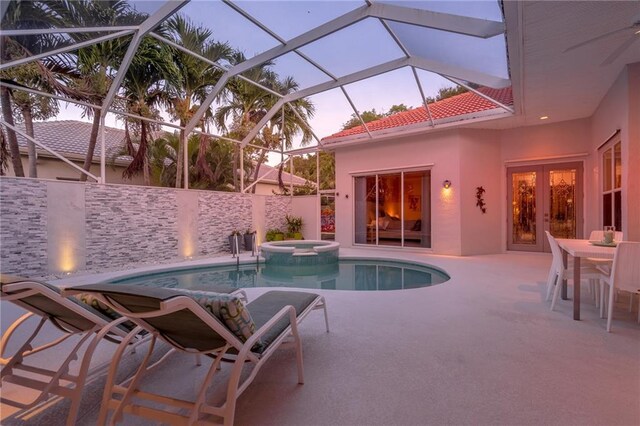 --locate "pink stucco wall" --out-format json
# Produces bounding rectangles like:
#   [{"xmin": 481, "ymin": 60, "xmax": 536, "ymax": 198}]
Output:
[{"xmin": 330, "ymin": 63, "xmax": 638, "ymax": 254}]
